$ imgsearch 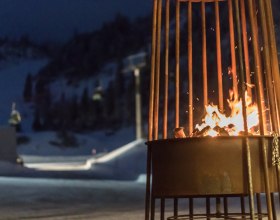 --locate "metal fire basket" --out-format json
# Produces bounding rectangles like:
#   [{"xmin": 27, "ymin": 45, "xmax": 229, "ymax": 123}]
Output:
[{"xmin": 145, "ymin": 0, "xmax": 280, "ymax": 219}]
